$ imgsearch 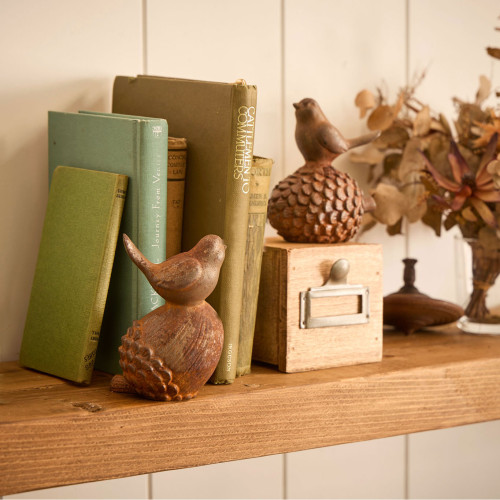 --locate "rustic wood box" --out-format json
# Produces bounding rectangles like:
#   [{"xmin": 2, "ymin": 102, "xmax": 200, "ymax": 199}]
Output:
[{"xmin": 253, "ymin": 237, "xmax": 383, "ymax": 372}]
